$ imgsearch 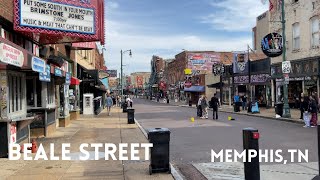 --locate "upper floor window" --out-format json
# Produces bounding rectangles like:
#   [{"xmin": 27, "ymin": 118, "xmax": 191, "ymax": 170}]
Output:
[
  {"xmin": 292, "ymin": 23, "xmax": 300, "ymax": 50},
  {"xmin": 311, "ymin": 16, "xmax": 319, "ymax": 47}
]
